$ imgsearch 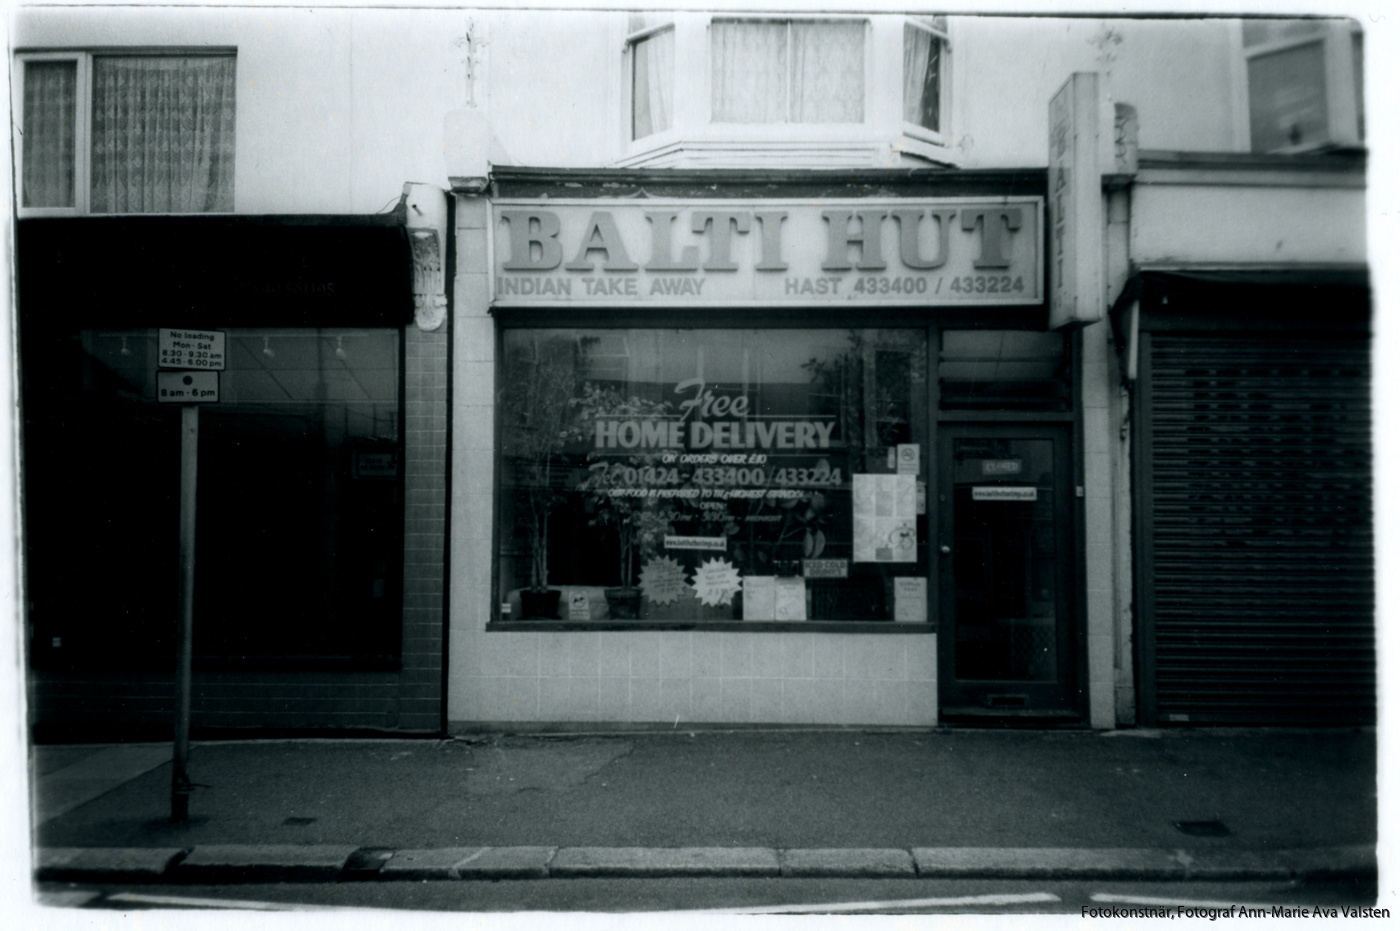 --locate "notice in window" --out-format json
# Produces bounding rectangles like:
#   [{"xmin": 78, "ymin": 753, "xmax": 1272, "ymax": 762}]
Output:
[
  {"xmin": 774, "ymin": 577, "xmax": 808, "ymax": 622},
  {"xmin": 894, "ymin": 577, "xmax": 928, "ymax": 622},
  {"xmin": 742, "ymin": 576, "xmax": 777, "ymax": 621},
  {"xmin": 852, "ymin": 473, "xmax": 917, "ymax": 563}
]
